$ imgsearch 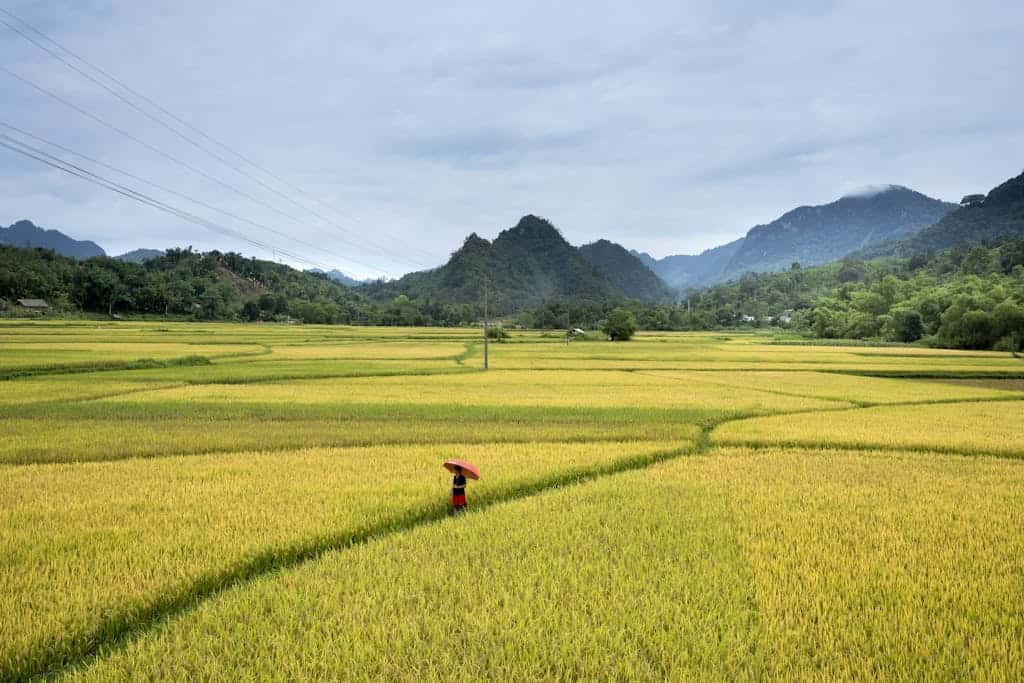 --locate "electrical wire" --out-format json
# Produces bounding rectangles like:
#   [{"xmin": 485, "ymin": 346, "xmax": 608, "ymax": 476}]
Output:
[
  {"xmin": 0, "ymin": 6, "xmax": 446, "ymax": 267},
  {"xmin": 0, "ymin": 135, "xmax": 335, "ymax": 270},
  {"xmin": 0, "ymin": 121, "xmax": 394, "ymax": 276}
]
